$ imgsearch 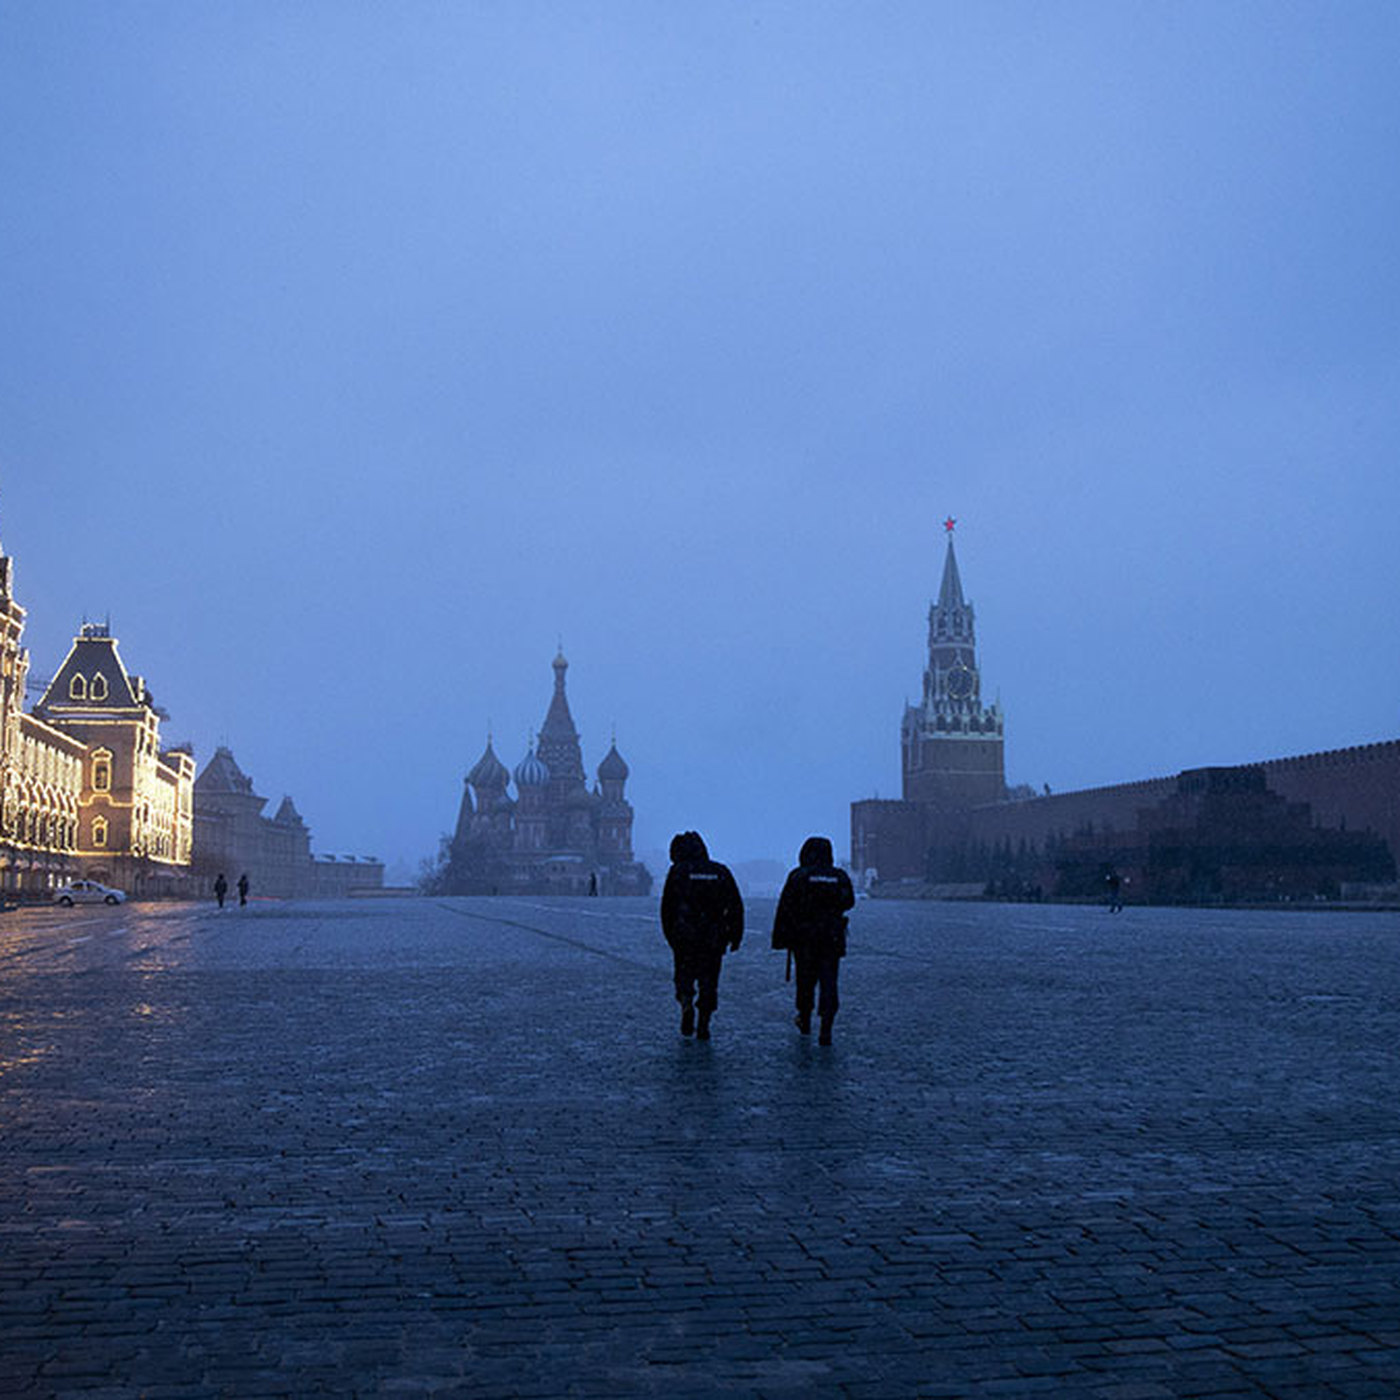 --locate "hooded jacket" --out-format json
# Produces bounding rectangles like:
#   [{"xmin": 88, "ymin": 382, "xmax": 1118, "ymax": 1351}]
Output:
[
  {"xmin": 771, "ymin": 836, "xmax": 855, "ymax": 952},
  {"xmin": 660, "ymin": 831, "xmax": 744, "ymax": 952}
]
